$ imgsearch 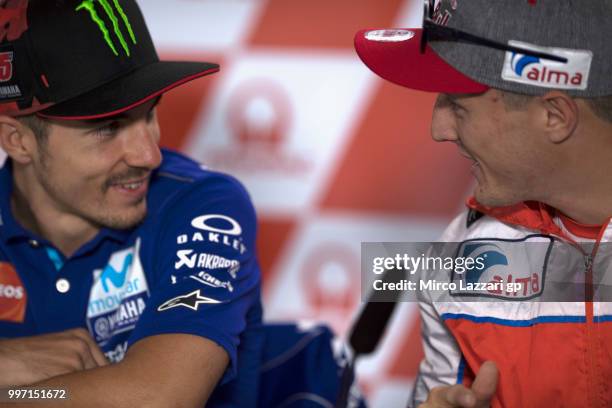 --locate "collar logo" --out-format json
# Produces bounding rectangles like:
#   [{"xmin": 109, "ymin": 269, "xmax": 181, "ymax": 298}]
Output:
[{"xmin": 76, "ymin": 0, "xmax": 137, "ymax": 57}]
